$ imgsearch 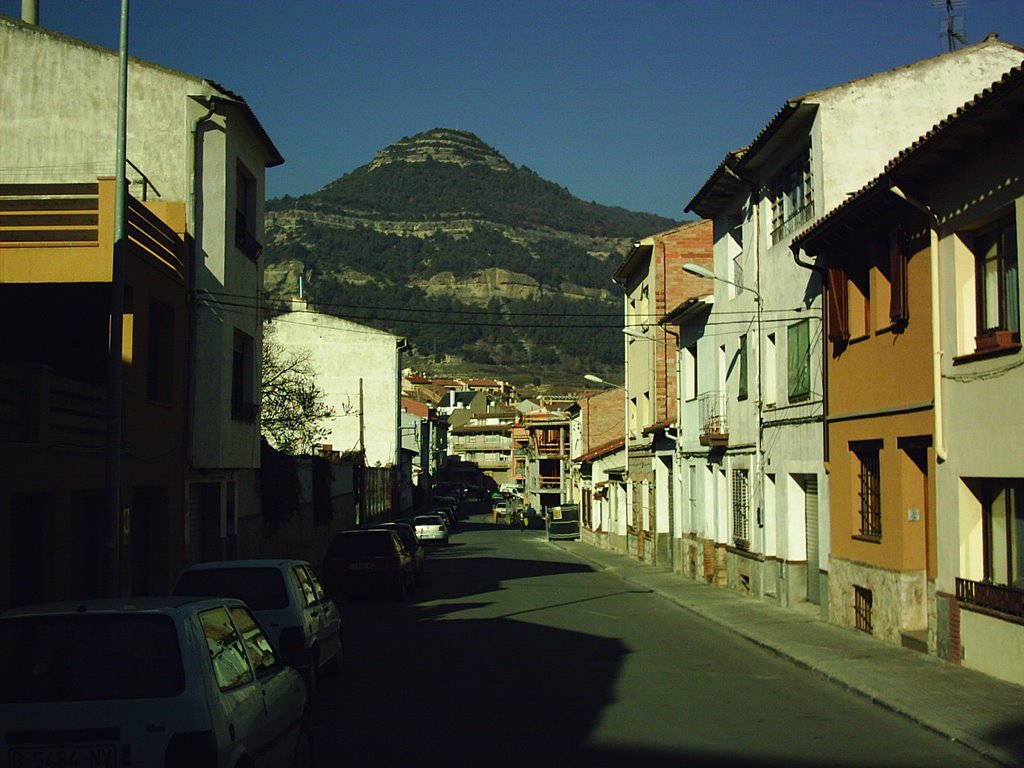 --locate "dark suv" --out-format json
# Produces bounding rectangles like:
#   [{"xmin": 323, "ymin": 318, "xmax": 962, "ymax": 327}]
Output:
[{"xmin": 323, "ymin": 529, "xmax": 416, "ymax": 600}]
